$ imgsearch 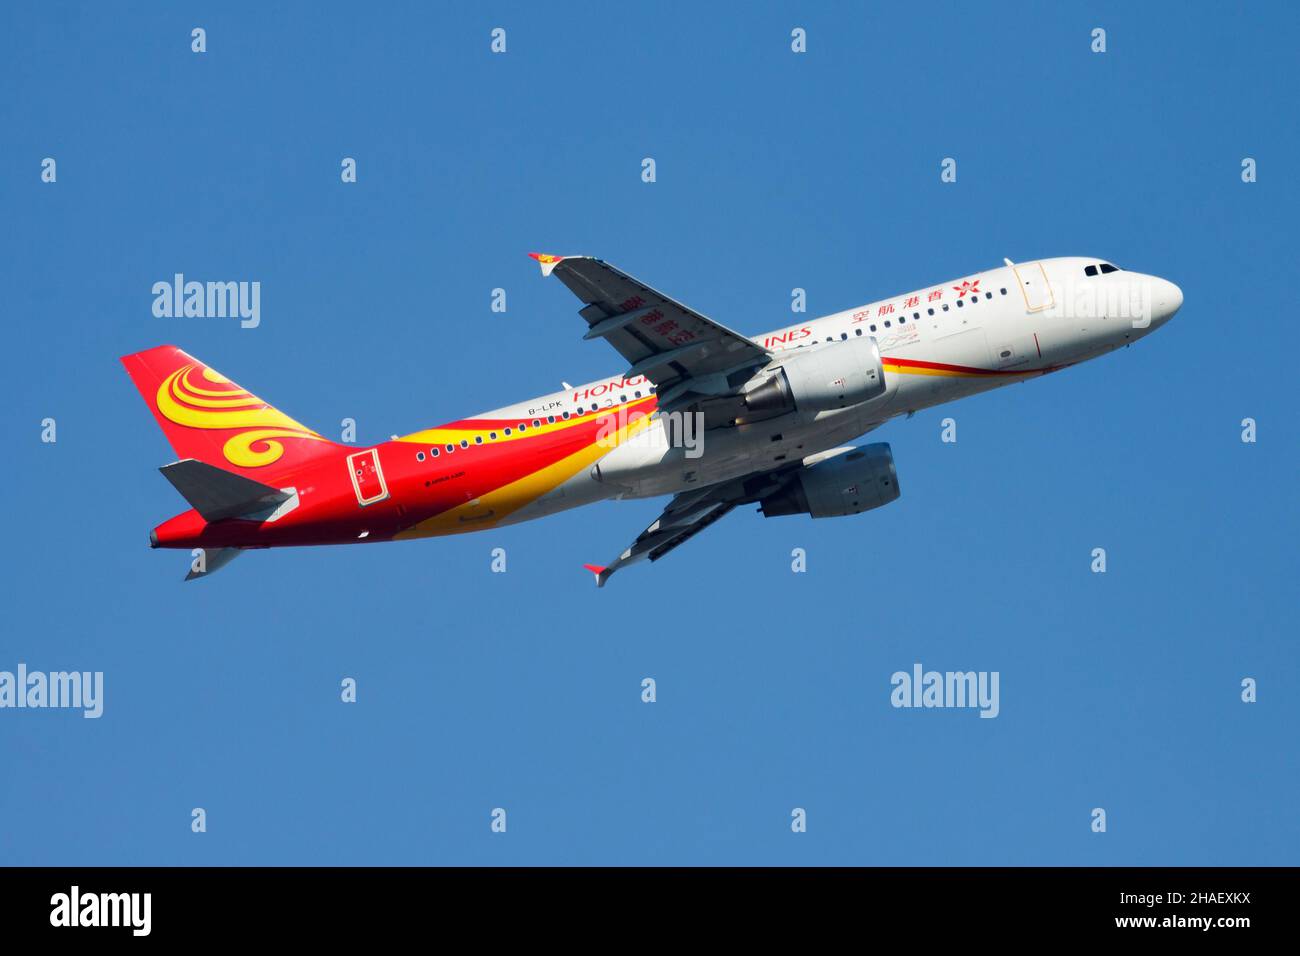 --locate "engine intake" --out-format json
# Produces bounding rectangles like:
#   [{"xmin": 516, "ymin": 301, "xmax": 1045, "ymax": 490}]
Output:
[
  {"xmin": 744, "ymin": 336, "xmax": 886, "ymax": 415},
  {"xmin": 760, "ymin": 443, "xmax": 900, "ymax": 518}
]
